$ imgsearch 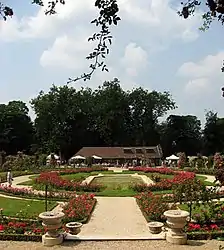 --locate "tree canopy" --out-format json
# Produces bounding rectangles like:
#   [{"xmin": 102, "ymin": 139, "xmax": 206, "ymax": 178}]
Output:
[{"xmin": 0, "ymin": 79, "xmax": 223, "ymax": 159}]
